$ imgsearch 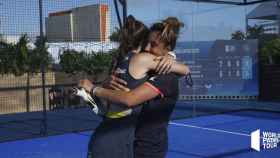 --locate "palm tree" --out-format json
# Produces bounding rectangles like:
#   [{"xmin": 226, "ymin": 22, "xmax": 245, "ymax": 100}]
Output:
[
  {"xmin": 231, "ymin": 25, "xmax": 280, "ymax": 65},
  {"xmin": 246, "ymin": 25, "xmax": 264, "ymax": 39},
  {"xmin": 231, "ymin": 30, "xmax": 246, "ymax": 40},
  {"xmin": 231, "ymin": 25, "xmax": 265, "ymax": 40}
]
